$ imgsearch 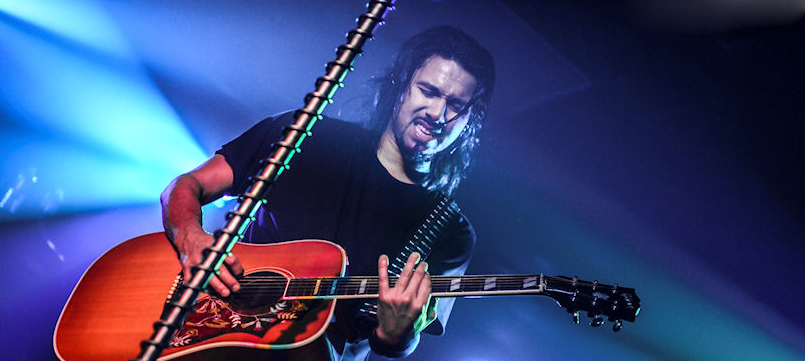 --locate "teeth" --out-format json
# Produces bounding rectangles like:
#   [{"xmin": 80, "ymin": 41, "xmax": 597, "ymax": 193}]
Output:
[{"xmin": 417, "ymin": 123, "xmax": 432, "ymax": 136}]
